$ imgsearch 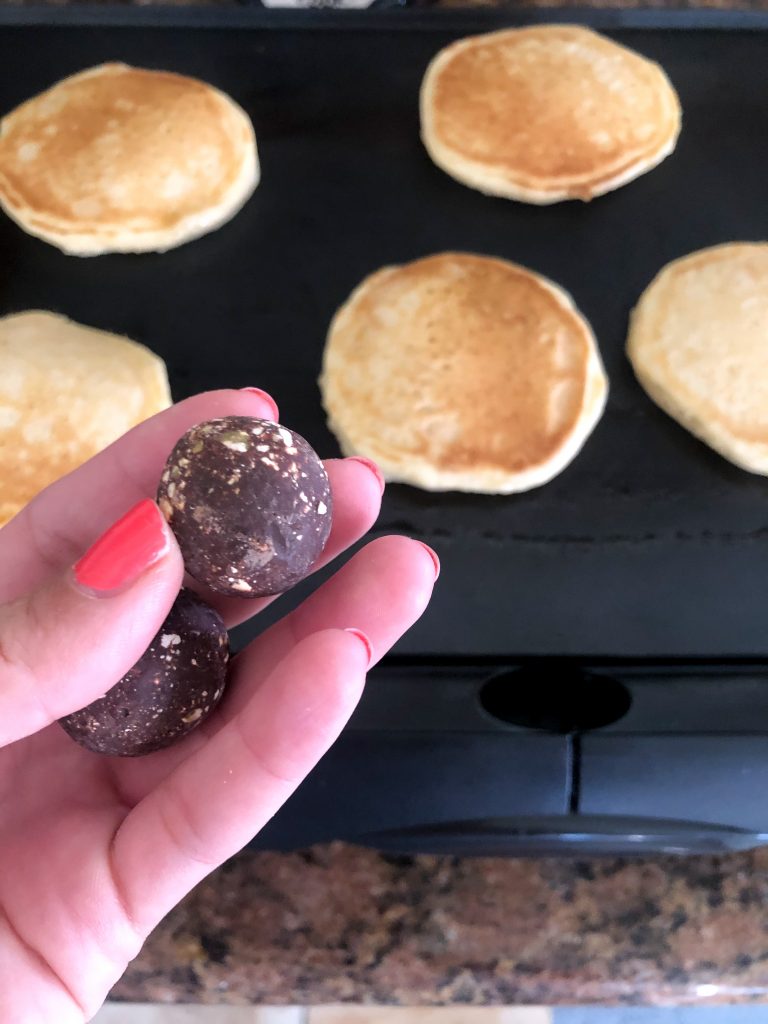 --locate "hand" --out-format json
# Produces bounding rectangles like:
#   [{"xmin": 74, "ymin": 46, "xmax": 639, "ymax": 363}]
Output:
[{"xmin": 0, "ymin": 388, "xmax": 437, "ymax": 1023}]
